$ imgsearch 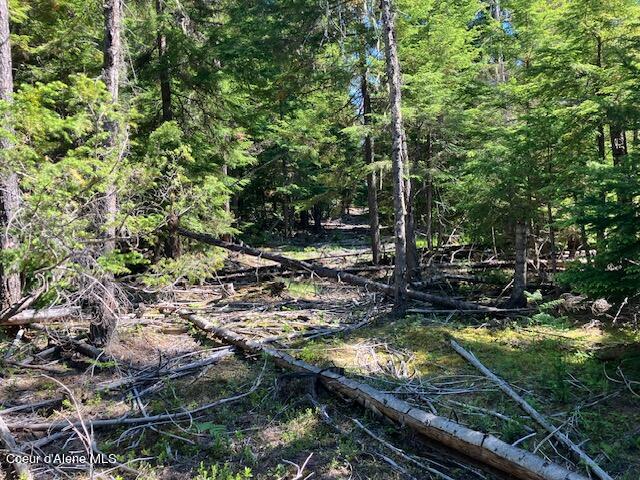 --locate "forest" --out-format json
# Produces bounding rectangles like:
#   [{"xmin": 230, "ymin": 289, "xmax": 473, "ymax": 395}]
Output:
[{"xmin": 0, "ymin": 0, "xmax": 639, "ymax": 479}]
